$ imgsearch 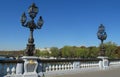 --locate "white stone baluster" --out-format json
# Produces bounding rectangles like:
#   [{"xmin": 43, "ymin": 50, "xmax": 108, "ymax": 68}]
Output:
[
  {"xmin": 92, "ymin": 62, "xmax": 94, "ymax": 67},
  {"xmin": 82, "ymin": 63, "xmax": 84, "ymax": 68},
  {"xmin": 67, "ymin": 63, "xmax": 69, "ymax": 69},
  {"xmin": 94, "ymin": 62, "xmax": 96, "ymax": 67},
  {"xmin": 94, "ymin": 62, "xmax": 95, "ymax": 67},
  {"xmin": 90, "ymin": 62, "xmax": 91, "ymax": 67},
  {"xmin": 89, "ymin": 62, "xmax": 91, "ymax": 68},
  {"xmin": 93, "ymin": 62, "xmax": 95, "ymax": 67},
  {"xmin": 86, "ymin": 62, "xmax": 88, "ymax": 68},
  {"xmin": 84, "ymin": 62, "xmax": 86, "ymax": 68},
  {"xmin": 85, "ymin": 62, "xmax": 87, "ymax": 68},
  {"xmin": 63, "ymin": 64, "xmax": 65, "ymax": 69},
  {"xmin": 70, "ymin": 63, "xmax": 73, "ymax": 69},
  {"xmin": 83, "ymin": 63, "xmax": 85, "ymax": 68},
  {"xmin": 6, "ymin": 67, "xmax": 10, "ymax": 75},
  {"xmin": 80, "ymin": 63, "xmax": 82, "ymax": 68},
  {"xmin": 88, "ymin": 62, "xmax": 90, "ymax": 68},
  {"xmin": 81, "ymin": 63, "xmax": 83, "ymax": 68},
  {"xmin": 67, "ymin": 63, "xmax": 69, "ymax": 70},
  {"xmin": 11, "ymin": 67, "xmax": 16, "ymax": 75},
  {"xmin": 55, "ymin": 64, "xmax": 58, "ymax": 71},
  {"xmin": 87, "ymin": 62, "xmax": 89, "ymax": 68},
  {"xmin": 52, "ymin": 65, "xmax": 55, "ymax": 71},
  {"xmin": 16, "ymin": 63, "xmax": 23, "ymax": 74},
  {"xmin": 48, "ymin": 65, "xmax": 52, "ymax": 71},
  {"xmin": 65, "ymin": 63, "xmax": 67, "ymax": 70},
  {"xmin": 45, "ymin": 66, "xmax": 49, "ymax": 72},
  {"xmin": 58, "ymin": 64, "xmax": 61, "ymax": 70},
  {"xmin": 96, "ymin": 61, "xmax": 97, "ymax": 67},
  {"xmin": 61, "ymin": 64, "xmax": 64, "ymax": 70},
  {"xmin": 89, "ymin": 62, "xmax": 91, "ymax": 67},
  {"xmin": 90, "ymin": 62, "xmax": 92, "ymax": 67},
  {"xmin": 54, "ymin": 64, "xmax": 56, "ymax": 71},
  {"xmin": 80, "ymin": 62, "xmax": 82, "ymax": 68},
  {"xmin": 68, "ymin": 63, "xmax": 70, "ymax": 70}
]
